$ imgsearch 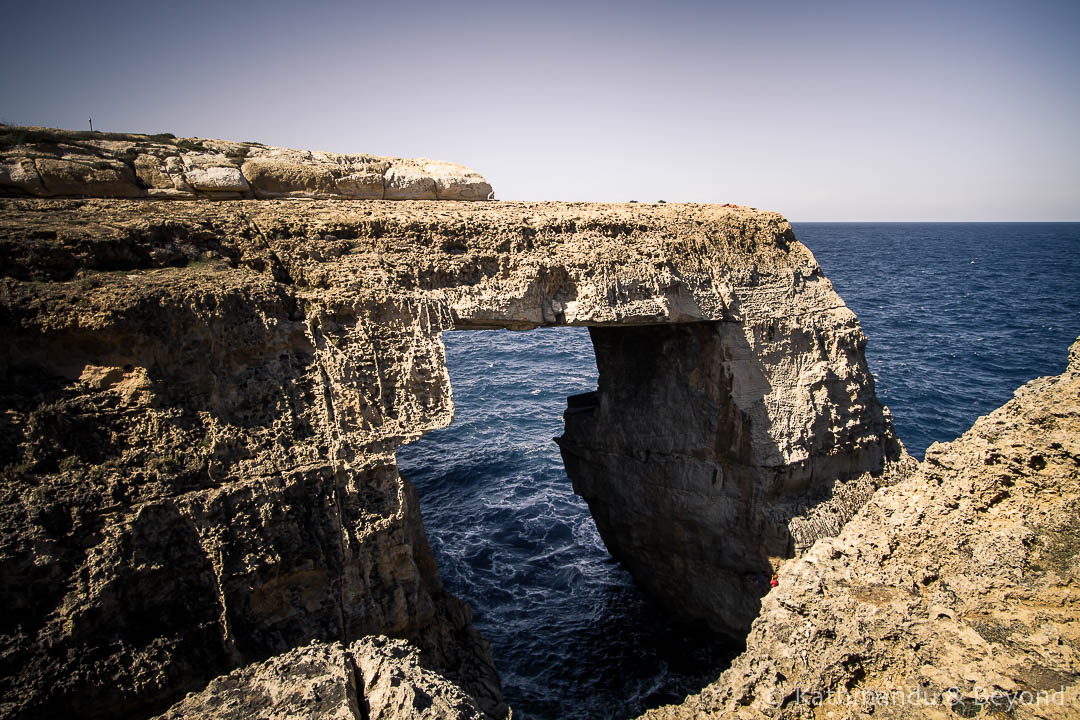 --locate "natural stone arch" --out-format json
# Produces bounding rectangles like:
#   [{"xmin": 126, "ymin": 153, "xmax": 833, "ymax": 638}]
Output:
[{"xmin": 0, "ymin": 197, "xmax": 901, "ymax": 719}]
